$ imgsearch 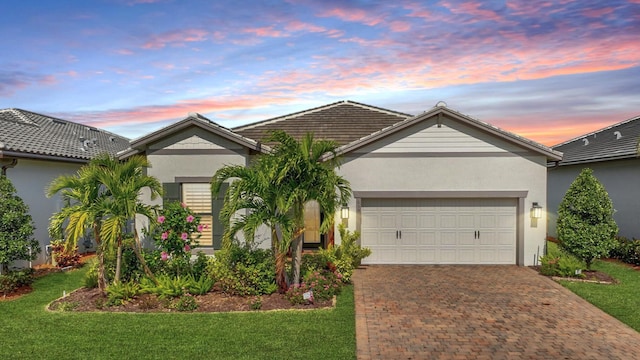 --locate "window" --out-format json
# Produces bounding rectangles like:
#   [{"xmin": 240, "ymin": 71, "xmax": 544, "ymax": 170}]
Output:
[{"xmin": 182, "ymin": 183, "xmax": 213, "ymax": 246}]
